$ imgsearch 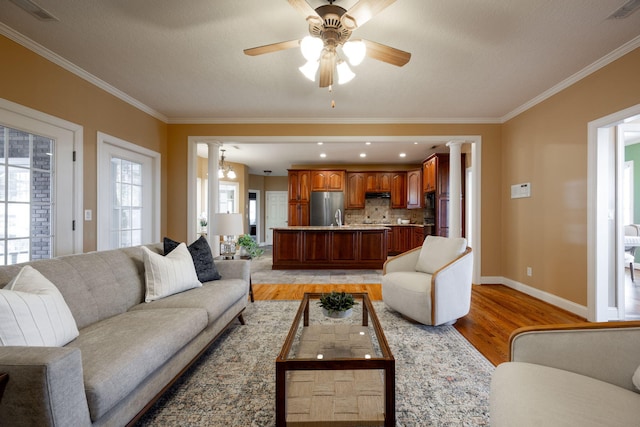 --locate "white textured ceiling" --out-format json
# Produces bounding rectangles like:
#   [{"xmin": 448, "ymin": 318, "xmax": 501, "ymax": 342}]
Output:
[{"xmin": 2, "ymin": 0, "xmax": 640, "ymax": 174}]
